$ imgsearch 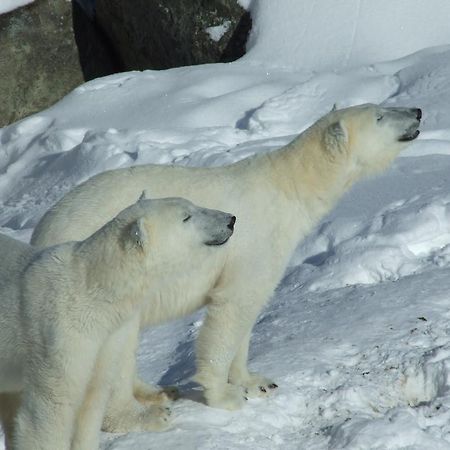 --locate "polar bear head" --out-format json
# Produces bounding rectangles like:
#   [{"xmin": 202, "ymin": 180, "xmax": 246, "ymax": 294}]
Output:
[
  {"xmin": 109, "ymin": 195, "xmax": 236, "ymax": 275},
  {"xmin": 320, "ymin": 103, "xmax": 421, "ymax": 175}
]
